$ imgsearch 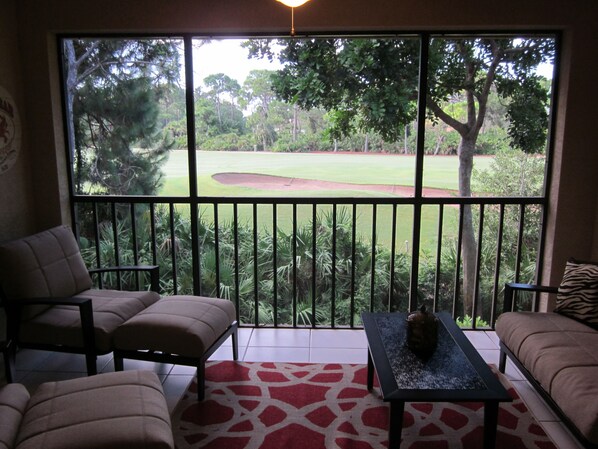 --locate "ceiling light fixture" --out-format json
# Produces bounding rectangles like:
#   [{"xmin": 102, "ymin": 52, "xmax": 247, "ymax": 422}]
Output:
[{"xmin": 276, "ymin": 0, "xmax": 312, "ymax": 37}]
